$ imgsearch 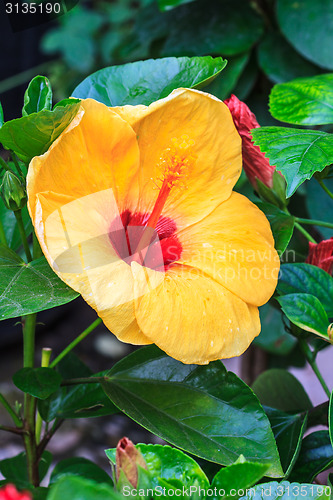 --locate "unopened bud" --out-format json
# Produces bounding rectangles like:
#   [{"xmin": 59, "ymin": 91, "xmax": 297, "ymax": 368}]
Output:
[
  {"xmin": 328, "ymin": 323, "xmax": 333, "ymax": 342},
  {"xmin": 1, "ymin": 171, "xmax": 27, "ymax": 211},
  {"xmin": 115, "ymin": 437, "xmax": 147, "ymax": 488}
]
